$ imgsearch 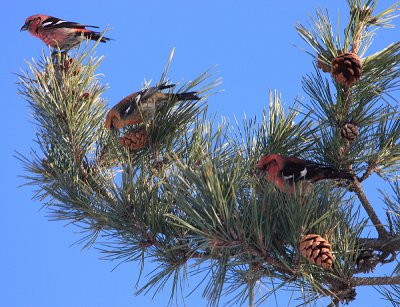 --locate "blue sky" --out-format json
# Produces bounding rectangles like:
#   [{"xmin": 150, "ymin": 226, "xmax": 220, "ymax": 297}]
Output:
[{"xmin": 2, "ymin": 0, "xmax": 399, "ymax": 306}]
